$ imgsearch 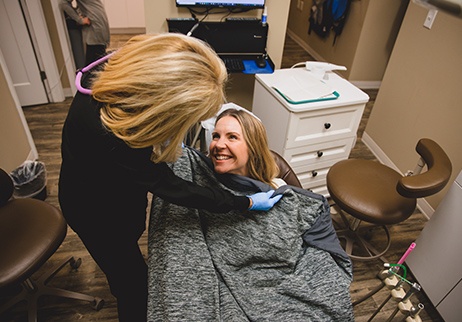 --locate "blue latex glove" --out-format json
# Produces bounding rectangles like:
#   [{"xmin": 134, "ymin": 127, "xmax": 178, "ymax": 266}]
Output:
[{"xmin": 248, "ymin": 190, "xmax": 283, "ymax": 211}]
